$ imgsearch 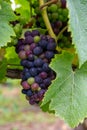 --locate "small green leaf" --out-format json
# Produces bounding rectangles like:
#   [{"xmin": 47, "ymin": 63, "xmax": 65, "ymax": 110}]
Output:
[
  {"xmin": 0, "ymin": 0, "xmax": 16, "ymax": 47},
  {"xmin": 14, "ymin": 0, "xmax": 30, "ymax": 24},
  {"xmin": 0, "ymin": 59, "xmax": 7, "ymax": 81},
  {"xmin": 66, "ymin": 0, "xmax": 87, "ymax": 66},
  {"xmin": 41, "ymin": 52, "xmax": 87, "ymax": 127}
]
